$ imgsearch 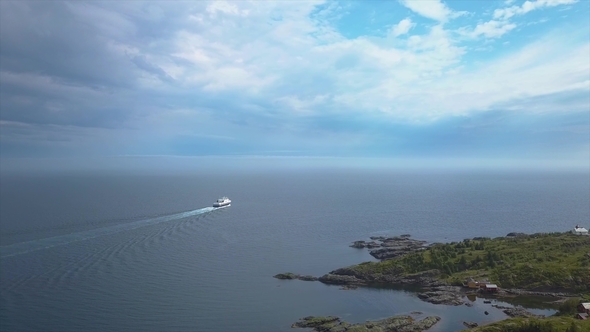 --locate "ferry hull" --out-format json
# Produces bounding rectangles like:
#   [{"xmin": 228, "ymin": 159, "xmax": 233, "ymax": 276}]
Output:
[{"xmin": 213, "ymin": 197, "xmax": 231, "ymax": 207}]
